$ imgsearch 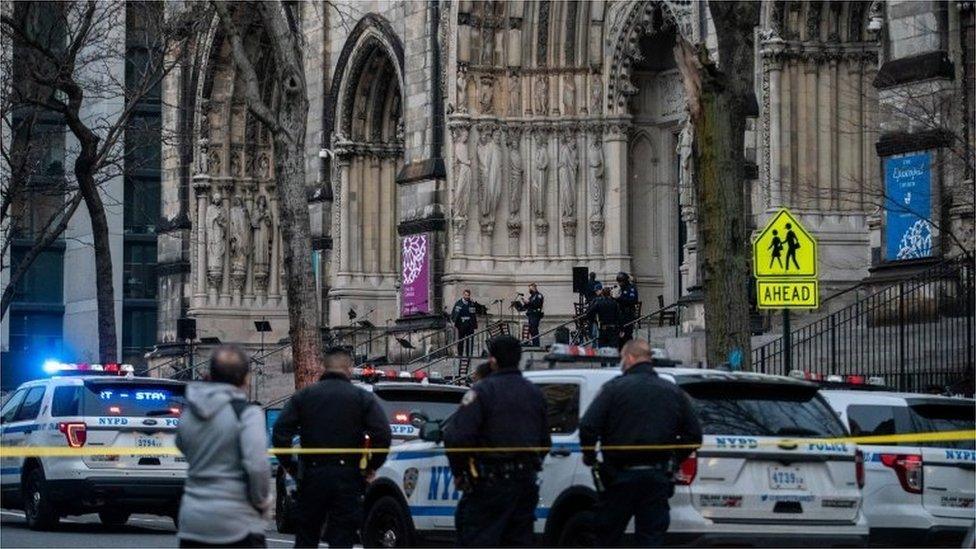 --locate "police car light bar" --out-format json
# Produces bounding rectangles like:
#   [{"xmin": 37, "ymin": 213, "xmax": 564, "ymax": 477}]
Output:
[
  {"xmin": 788, "ymin": 369, "xmax": 885, "ymax": 387},
  {"xmin": 43, "ymin": 360, "xmax": 135, "ymax": 376}
]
